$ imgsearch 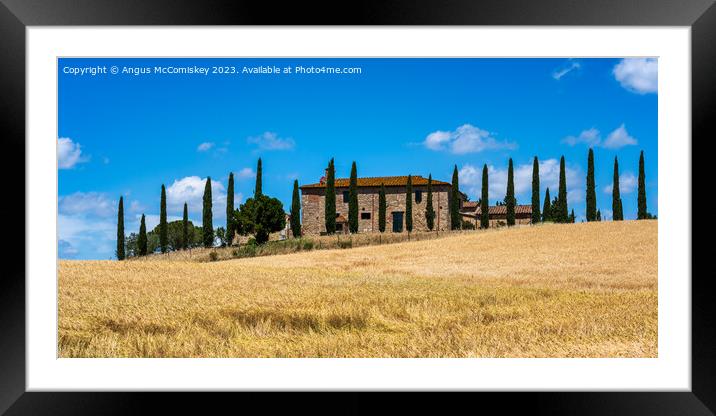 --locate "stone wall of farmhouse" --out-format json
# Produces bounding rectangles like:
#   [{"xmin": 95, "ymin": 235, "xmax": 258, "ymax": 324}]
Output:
[{"xmin": 301, "ymin": 185, "xmax": 454, "ymax": 235}]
